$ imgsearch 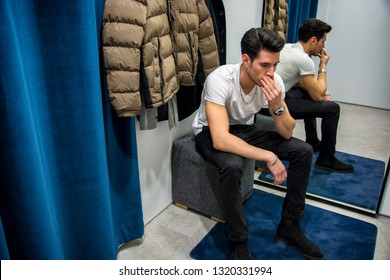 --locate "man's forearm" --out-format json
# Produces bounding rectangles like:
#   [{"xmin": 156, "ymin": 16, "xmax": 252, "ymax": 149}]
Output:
[
  {"xmin": 268, "ymin": 102, "xmax": 295, "ymax": 139},
  {"xmin": 211, "ymin": 131, "xmax": 277, "ymax": 165}
]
